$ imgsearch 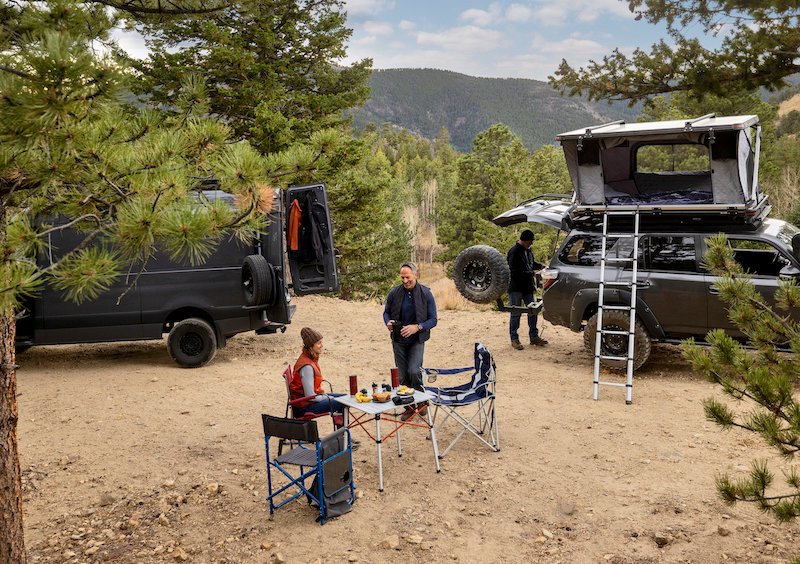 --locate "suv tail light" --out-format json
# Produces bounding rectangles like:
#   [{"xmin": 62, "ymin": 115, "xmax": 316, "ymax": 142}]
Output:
[{"xmin": 541, "ymin": 268, "xmax": 559, "ymax": 291}]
